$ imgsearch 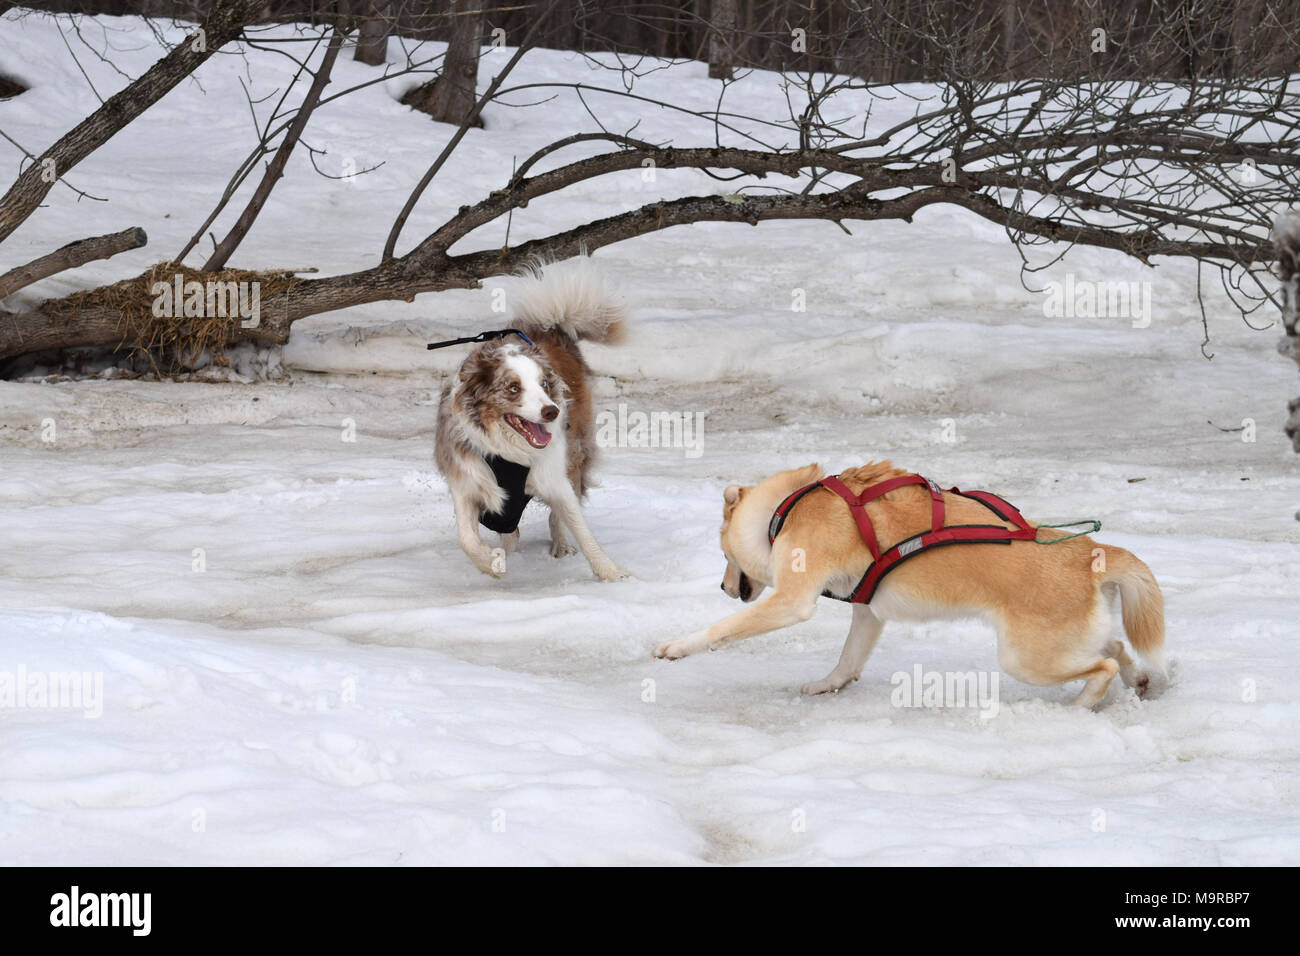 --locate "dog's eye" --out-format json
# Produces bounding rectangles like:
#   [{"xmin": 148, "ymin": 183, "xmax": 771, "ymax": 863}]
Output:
[{"xmin": 508, "ymin": 385, "xmax": 519, "ymax": 394}]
